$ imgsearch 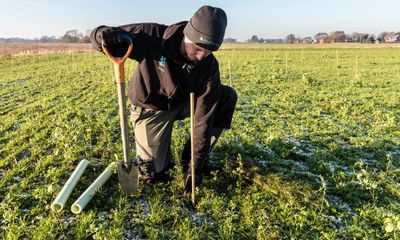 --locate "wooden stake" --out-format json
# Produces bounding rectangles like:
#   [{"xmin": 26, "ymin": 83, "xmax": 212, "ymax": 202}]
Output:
[
  {"xmin": 336, "ymin": 49, "xmax": 339, "ymax": 67},
  {"xmin": 228, "ymin": 59, "xmax": 232, "ymax": 87},
  {"xmin": 285, "ymin": 51, "xmax": 288, "ymax": 76},
  {"xmin": 190, "ymin": 92, "xmax": 195, "ymax": 205},
  {"xmin": 355, "ymin": 54, "xmax": 359, "ymax": 81}
]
